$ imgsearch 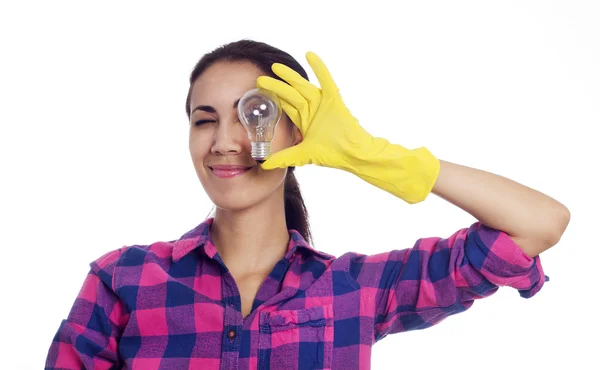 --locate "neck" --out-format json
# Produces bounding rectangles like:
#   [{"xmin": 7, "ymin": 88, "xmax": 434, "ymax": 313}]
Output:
[{"xmin": 210, "ymin": 186, "xmax": 290, "ymax": 275}]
